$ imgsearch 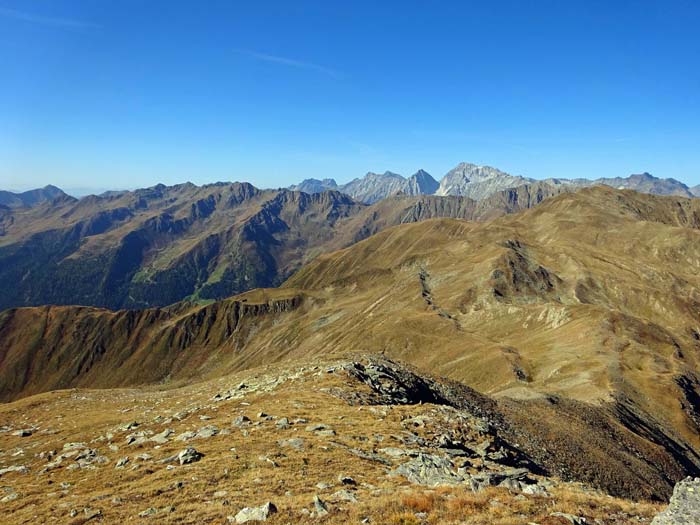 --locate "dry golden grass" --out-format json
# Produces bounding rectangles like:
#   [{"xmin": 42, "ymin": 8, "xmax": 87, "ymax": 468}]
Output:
[{"xmin": 0, "ymin": 358, "xmax": 663, "ymax": 524}]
